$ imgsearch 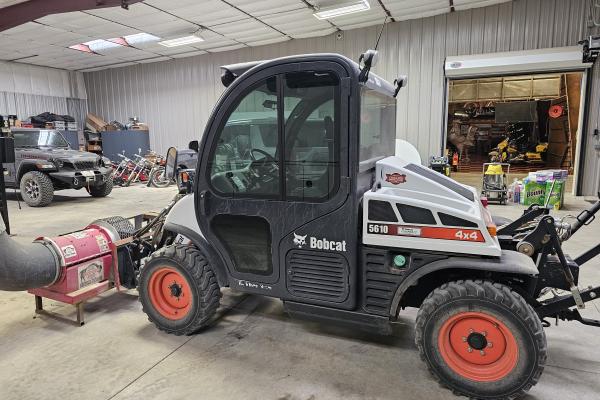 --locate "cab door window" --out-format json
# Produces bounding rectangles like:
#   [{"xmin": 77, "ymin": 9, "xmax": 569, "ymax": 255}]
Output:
[
  {"xmin": 283, "ymin": 71, "xmax": 340, "ymax": 201},
  {"xmin": 208, "ymin": 77, "xmax": 280, "ymax": 198}
]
